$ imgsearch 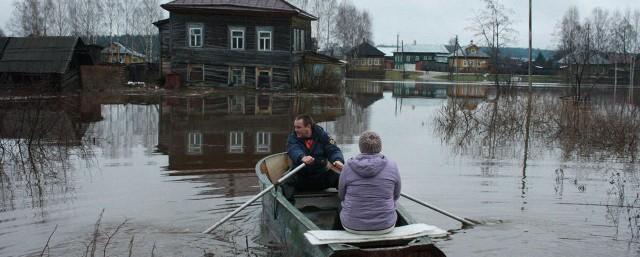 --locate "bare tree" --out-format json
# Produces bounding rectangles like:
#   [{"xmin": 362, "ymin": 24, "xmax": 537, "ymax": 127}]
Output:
[
  {"xmin": 629, "ymin": 10, "xmax": 640, "ymax": 102},
  {"xmin": 557, "ymin": 6, "xmax": 592, "ymax": 97},
  {"xmin": 66, "ymin": 0, "xmax": 81, "ymax": 36},
  {"xmin": 611, "ymin": 10, "xmax": 637, "ymax": 99},
  {"xmin": 9, "ymin": 0, "xmax": 46, "ymax": 36},
  {"xmin": 334, "ymin": 0, "xmax": 373, "ymax": 54},
  {"xmin": 104, "ymin": 0, "xmax": 123, "ymax": 44},
  {"xmin": 308, "ymin": 0, "xmax": 337, "ymax": 51},
  {"xmin": 140, "ymin": 0, "xmax": 163, "ymax": 62},
  {"xmin": 77, "ymin": 0, "xmax": 104, "ymax": 43},
  {"xmin": 49, "ymin": 0, "xmax": 69, "ymax": 36},
  {"xmin": 469, "ymin": 0, "xmax": 517, "ymax": 87}
]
